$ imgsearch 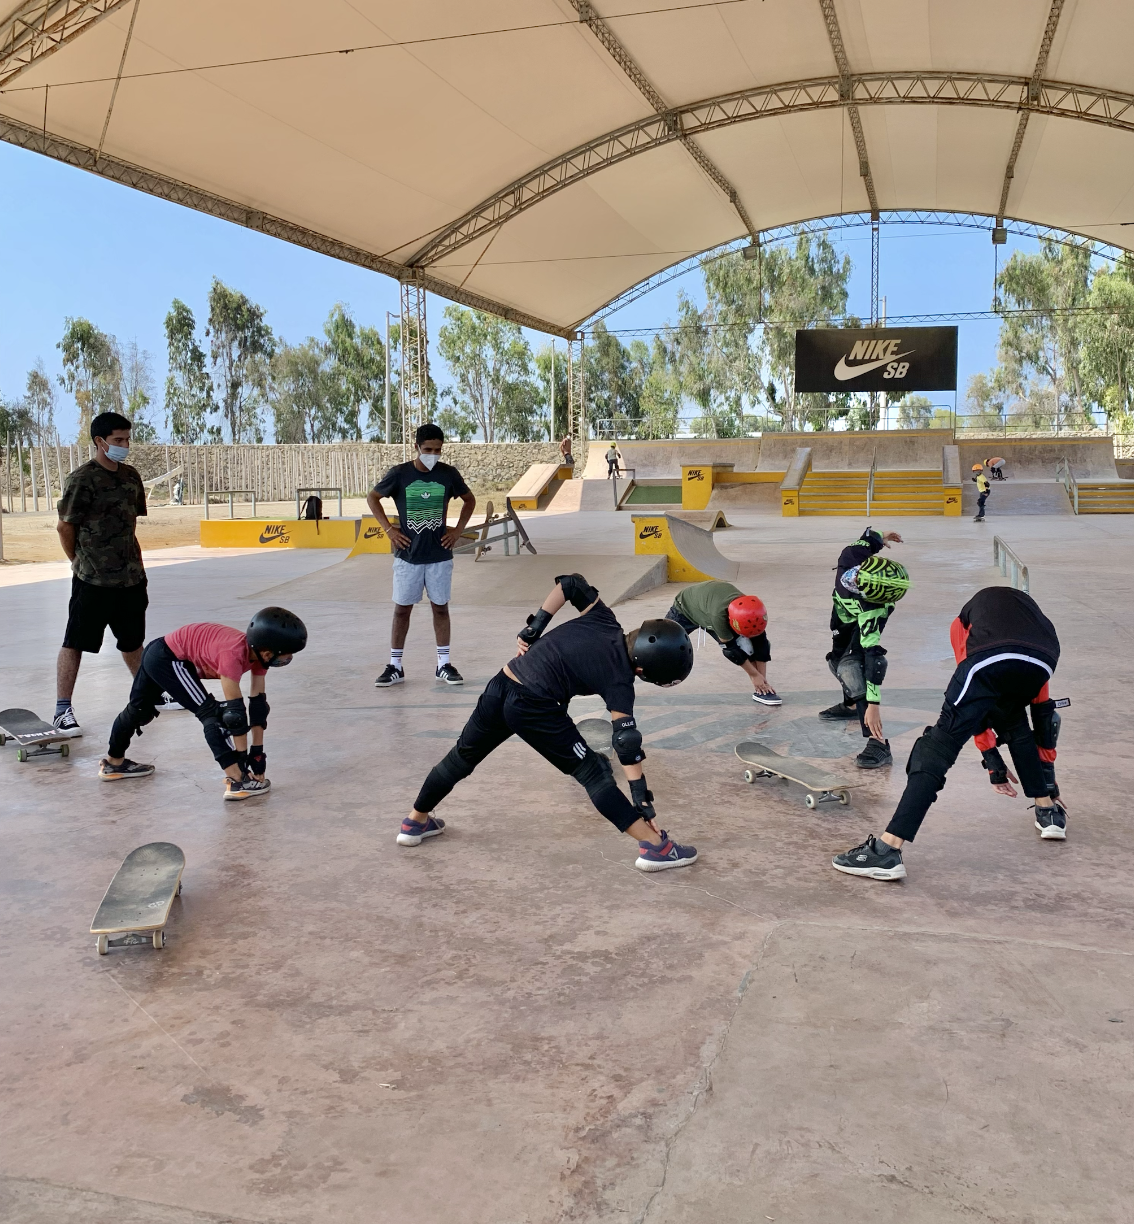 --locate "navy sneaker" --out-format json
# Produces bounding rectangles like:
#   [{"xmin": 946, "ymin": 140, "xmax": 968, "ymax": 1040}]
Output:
[
  {"xmin": 752, "ymin": 689, "xmax": 782, "ymax": 706},
  {"xmin": 397, "ymin": 813, "xmax": 445, "ymax": 846},
  {"xmin": 832, "ymin": 835, "xmax": 906, "ymax": 881},
  {"xmin": 635, "ymin": 831, "xmax": 698, "ymax": 872},
  {"xmin": 99, "ymin": 757, "xmax": 154, "ymax": 781},
  {"xmin": 818, "ymin": 702, "xmax": 858, "ymax": 721},
  {"xmin": 1034, "ymin": 801, "xmax": 1067, "ymax": 840},
  {"xmin": 855, "ymin": 737, "xmax": 892, "ymax": 769}
]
